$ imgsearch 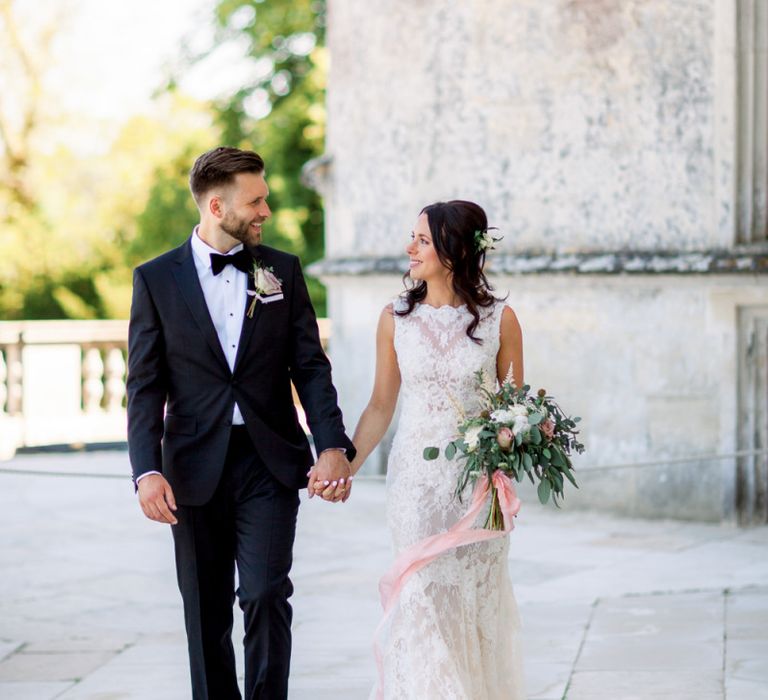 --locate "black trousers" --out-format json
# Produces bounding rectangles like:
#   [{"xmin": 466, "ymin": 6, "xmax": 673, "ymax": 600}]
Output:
[{"xmin": 172, "ymin": 427, "xmax": 300, "ymax": 700}]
